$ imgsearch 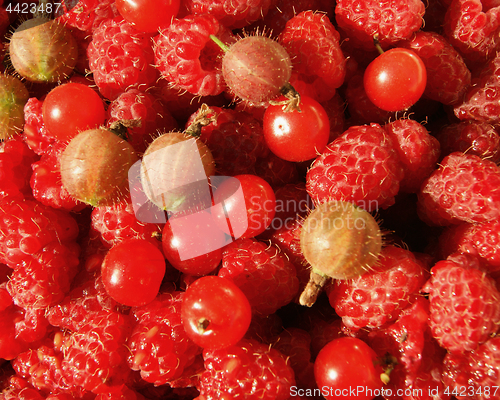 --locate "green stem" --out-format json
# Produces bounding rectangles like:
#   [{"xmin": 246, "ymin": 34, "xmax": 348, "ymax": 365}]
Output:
[
  {"xmin": 209, "ymin": 34, "xmax": 229, "ymax": 52},
  {"xmin": 373, "ymin": 35, "xmax": 384, "ymax": 55}
]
